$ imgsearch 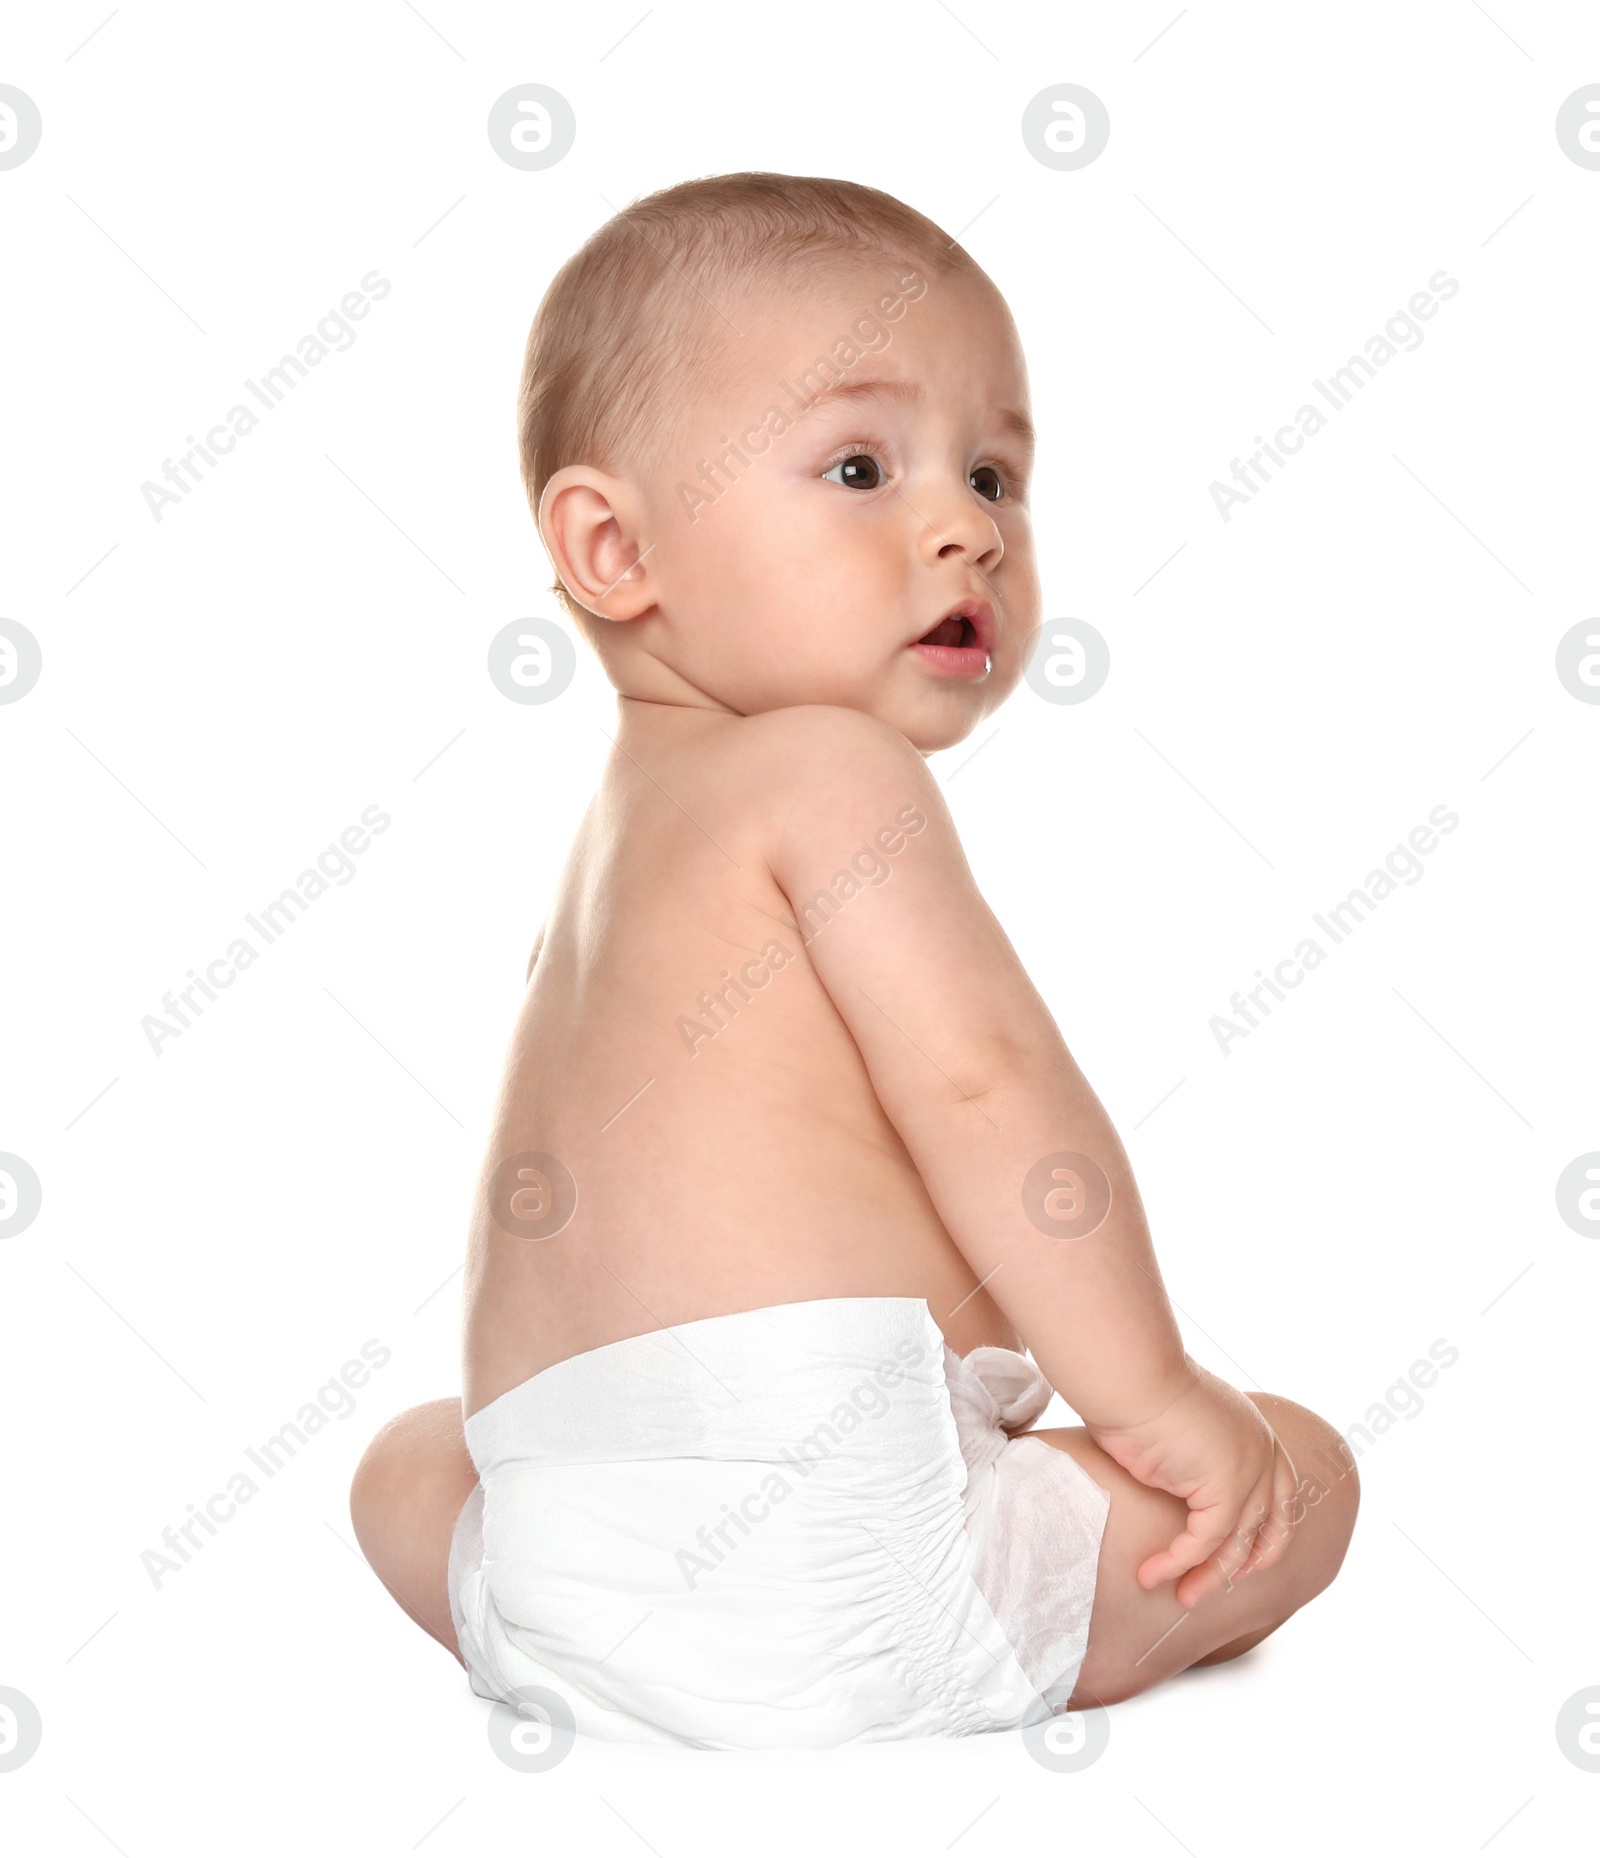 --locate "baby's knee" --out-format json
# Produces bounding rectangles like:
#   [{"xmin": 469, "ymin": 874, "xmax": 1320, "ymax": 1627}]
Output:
[
  {"xmin": 349, "ymin": 1412, "xmax": 405, "ymax": 1536},
  {"xmin": 351, "ymin": 1404, "xmax": 414, "ymax": 1497},
  {"xmin": 1247, "ymin": 1392, "xmax": 1360, "ymax": 1591},
  {"xmin": 350, "ymin": 1398, "xmax": 467, "ymax": 1525}
]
